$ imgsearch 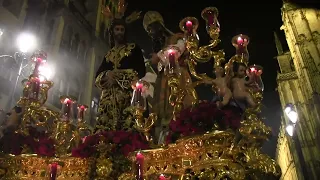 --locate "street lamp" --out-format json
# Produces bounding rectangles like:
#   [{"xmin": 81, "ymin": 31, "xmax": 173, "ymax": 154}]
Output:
[
  {"xmin": 9, "ymin": 32, "xmax": 37, "ymax": 107},
  {"xmin": 284, "ymin": 103, "xmax": 298, "ymax": 124},
  {"xmin": 16, "ymin": 32, "xmax": 36, "ymax": 53},
  {"xmin": 0, "ymin": 28, "xmax": 3, "ymax": 37},
  {"xmin": 284, "ymin": 103, "xmax": 309, "ymax": 179}
]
